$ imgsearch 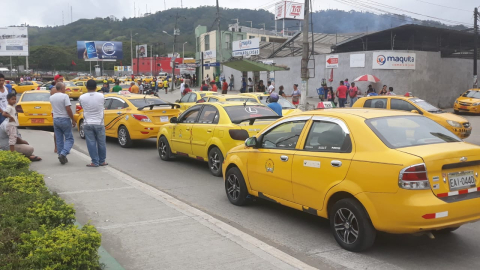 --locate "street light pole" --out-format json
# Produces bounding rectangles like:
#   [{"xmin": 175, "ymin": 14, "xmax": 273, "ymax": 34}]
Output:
[
  {"xmin": 183, "ymin": 42, "xmax": 187, "ymax": 63},
  {"xmin": 130, "ymin": 31, "xmax": 138, "ymax": 75}
]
